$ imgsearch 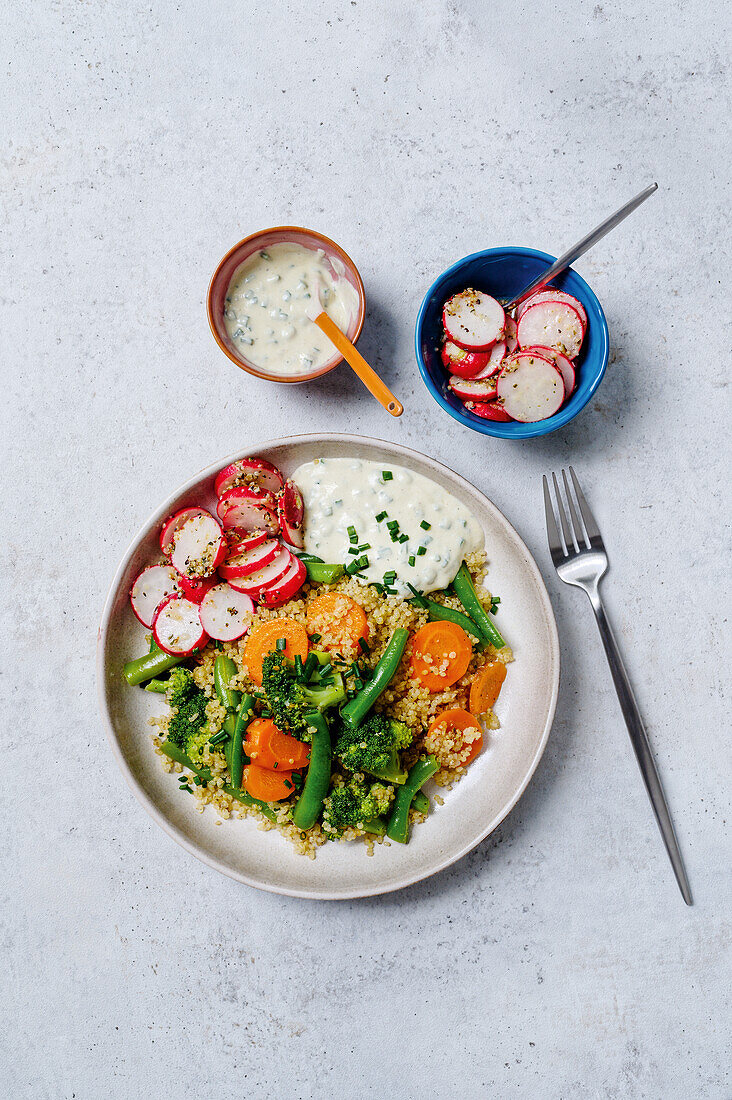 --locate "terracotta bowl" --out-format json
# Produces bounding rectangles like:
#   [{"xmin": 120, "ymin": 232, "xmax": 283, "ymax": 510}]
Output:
[{"xmin": 207, "ymin": 226, "xmax": 366, "ymax": 383}]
